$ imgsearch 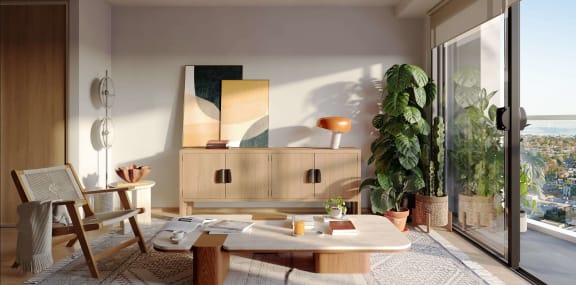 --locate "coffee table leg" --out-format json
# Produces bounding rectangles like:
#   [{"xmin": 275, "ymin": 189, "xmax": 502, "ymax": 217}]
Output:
[
  {"xmin": 192, "ymin": 233, "xmax": 229, "ymax": 285},
  {"xmin": 313, "ymin": 252, "xmax": 370, "ymax": 273}
]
